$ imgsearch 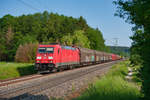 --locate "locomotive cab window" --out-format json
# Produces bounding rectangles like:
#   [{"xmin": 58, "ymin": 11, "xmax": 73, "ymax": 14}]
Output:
[
  {"xmin": 38, "ymin": 47, "xmax": 46, "ymax": 53},
  {"xmin": 38, "ymin": 47, "xmax": 54, "ymax": 53},
  {"xmin": 46, "ymin": 47, "xmax": 54, "ymax": 53}
]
